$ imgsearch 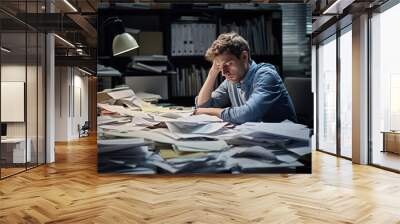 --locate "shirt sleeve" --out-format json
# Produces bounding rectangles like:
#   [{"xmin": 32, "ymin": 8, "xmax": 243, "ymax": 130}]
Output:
[
  {"xmin": 220, "ymin": 68, "xmax": 283, "ymax": 124},
  {"xmin": 195, "ymin": 80, "xmax": 230, "ymax": 108}
]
